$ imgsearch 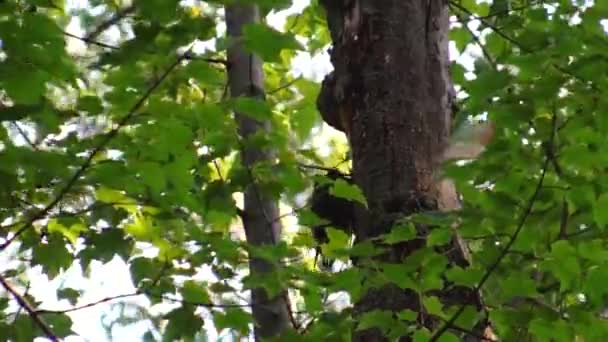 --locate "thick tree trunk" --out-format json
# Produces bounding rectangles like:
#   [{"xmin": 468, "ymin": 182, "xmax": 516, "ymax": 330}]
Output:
[
  {"xmin": 318, "ymin": 0, "xmax": 490, "ymax": 340},
  {"xmin": 225, "ymin": 4, "xmax": 291, "ymax": 339}
]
